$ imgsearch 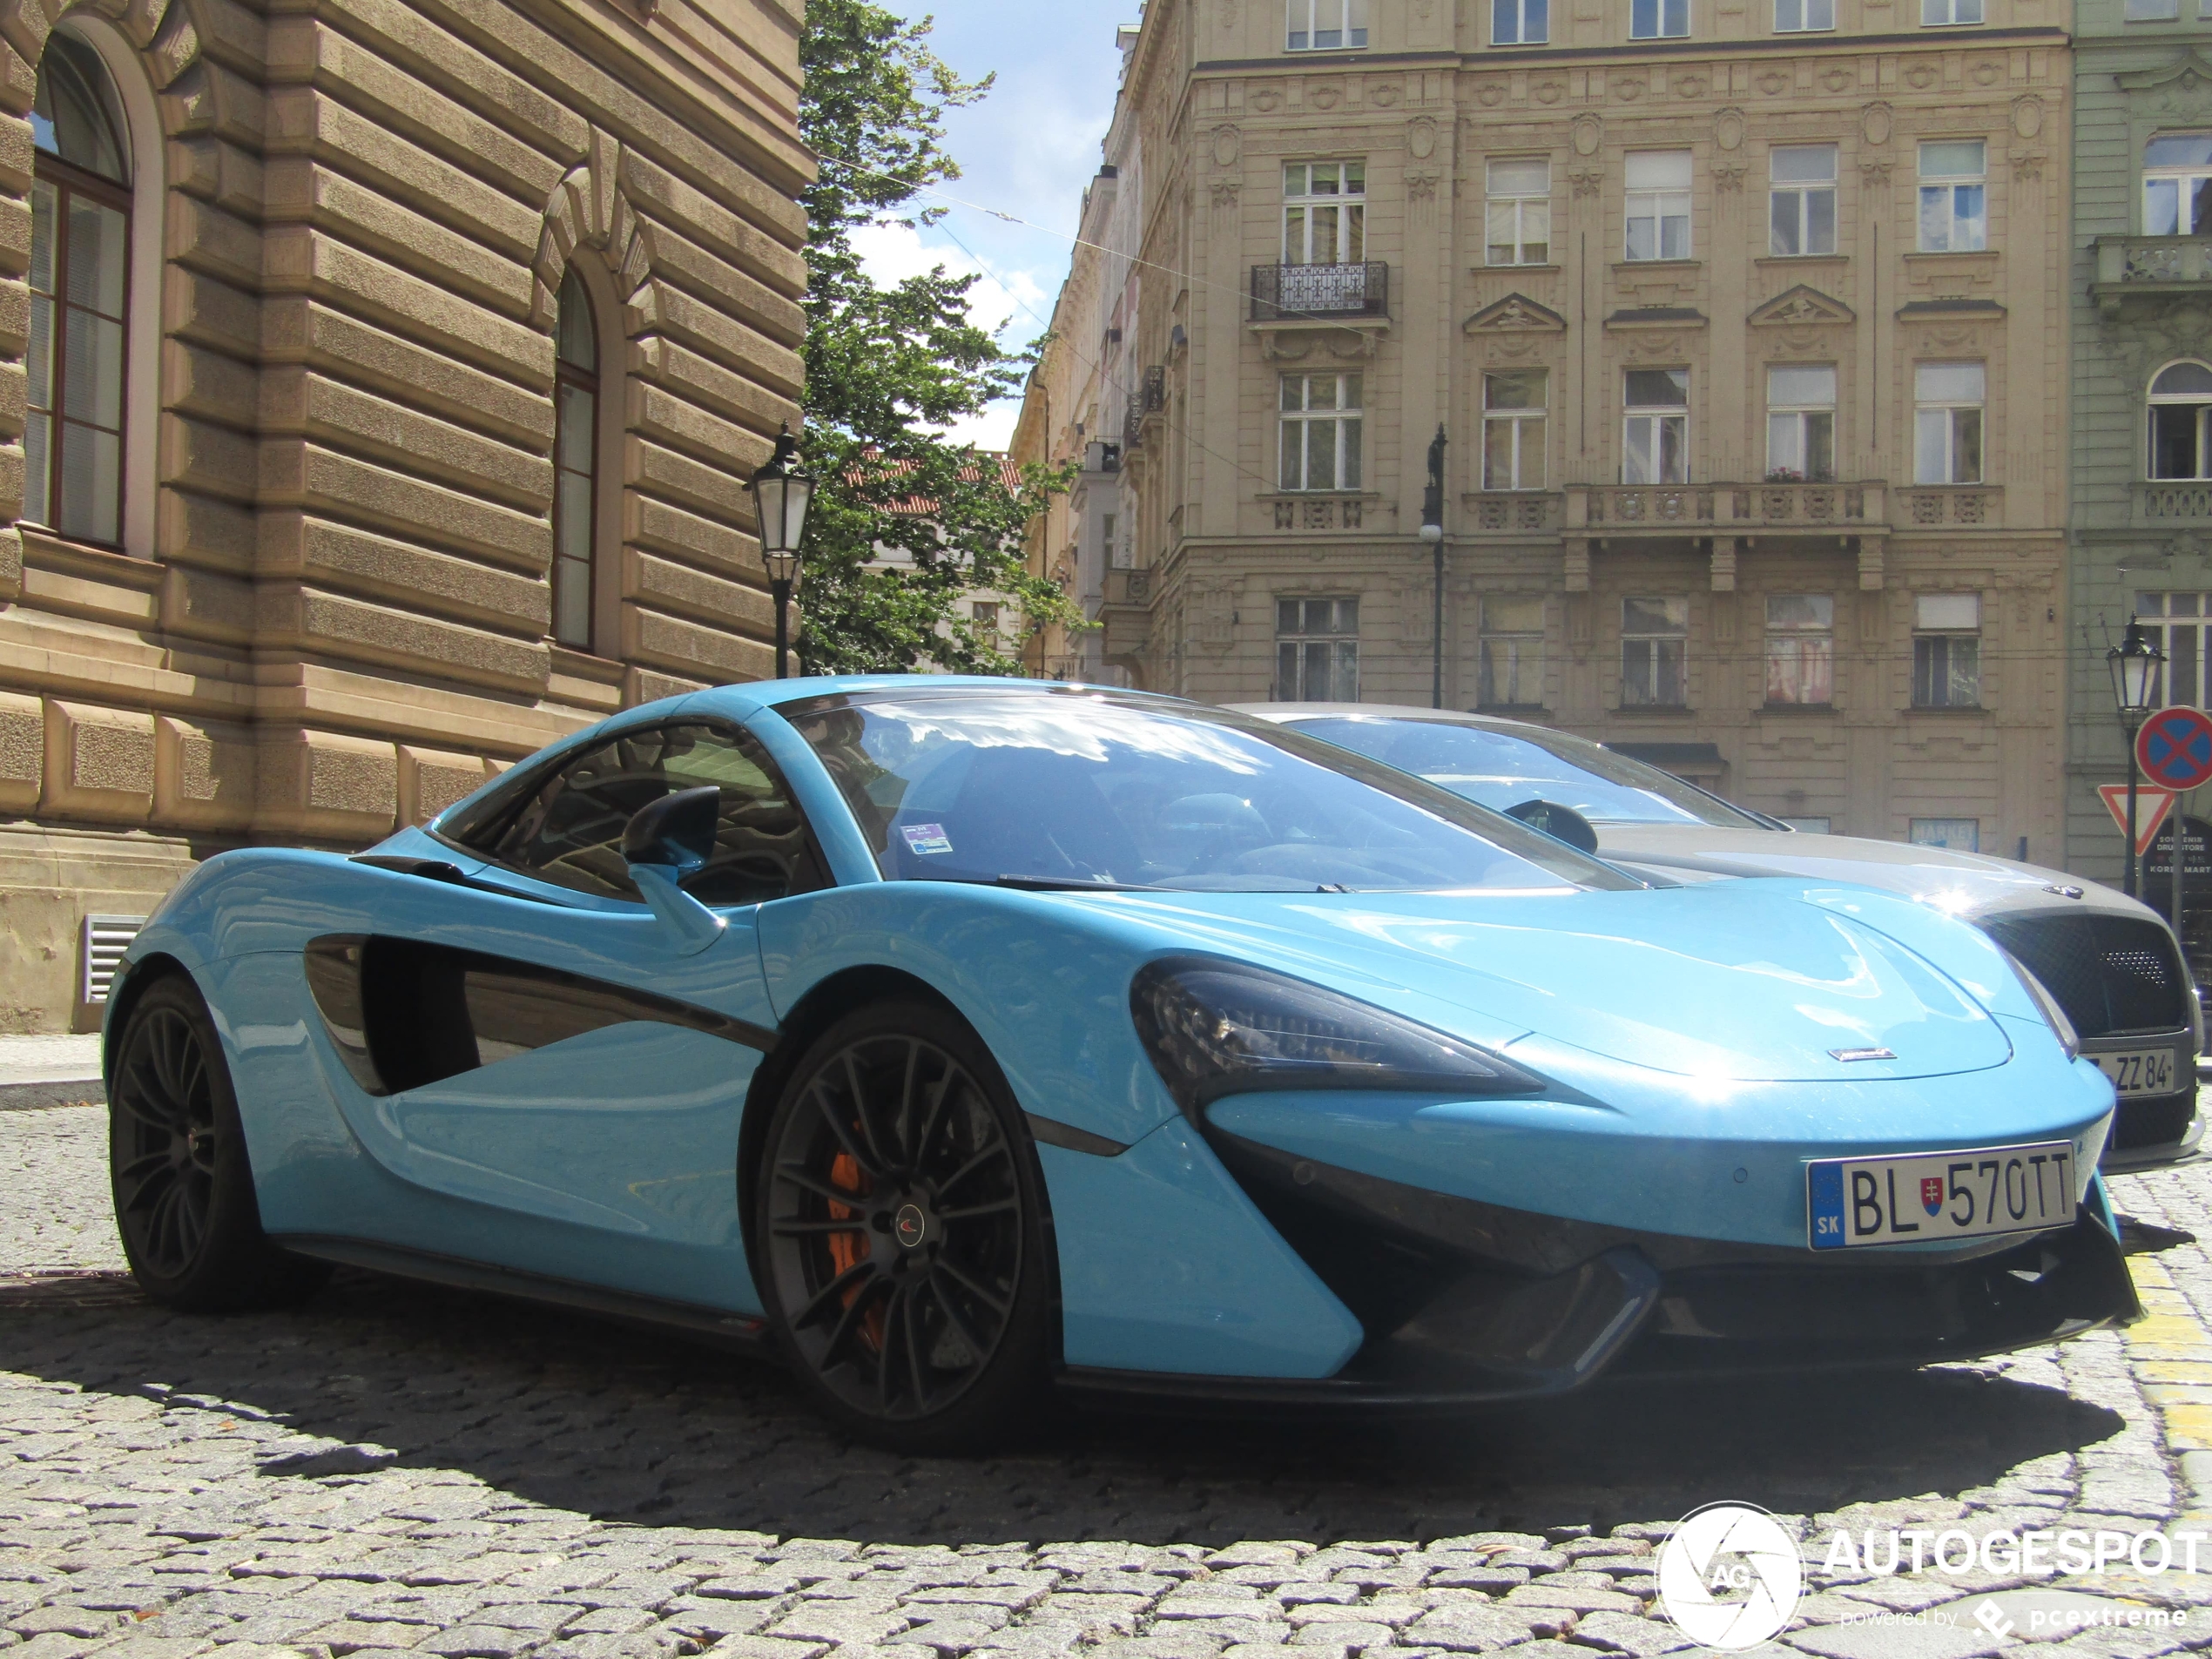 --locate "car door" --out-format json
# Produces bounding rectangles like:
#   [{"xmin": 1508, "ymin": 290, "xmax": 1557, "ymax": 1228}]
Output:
[{"xmin": 300, "ymin": 716, "xmax": 827, "ymax": 1310}]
